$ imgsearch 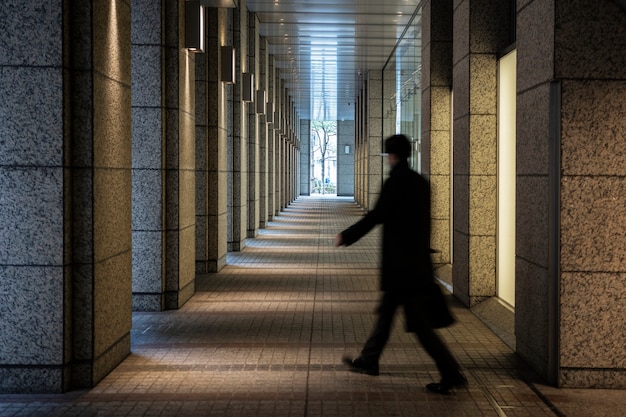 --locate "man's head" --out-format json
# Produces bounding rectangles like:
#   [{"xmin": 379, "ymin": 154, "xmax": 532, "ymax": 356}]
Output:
[{"xmin": 384, "ymin": 134, "xmax": 411, "ymax": 166}]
